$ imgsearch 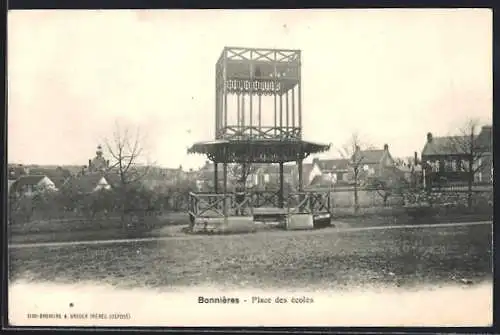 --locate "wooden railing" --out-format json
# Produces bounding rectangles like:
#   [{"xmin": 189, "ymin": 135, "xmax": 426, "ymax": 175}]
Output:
[
  {"xmin": 251, "ymin": 190, "xmax": 282, "ymax": 208},
  {"xmin": 188, "ymin": 190, "xmax": 331, "ymax": 219},
  {"xmin": 188, "ymin": 192, "xmax": 232, "ymax": 218},
  {"xmin": 287, "ymin": 191, "xmax": 331, "ymax": 214},
  {"xmin": 217, "ymin": 125, "xmax": 301, "ymax": 140}
]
